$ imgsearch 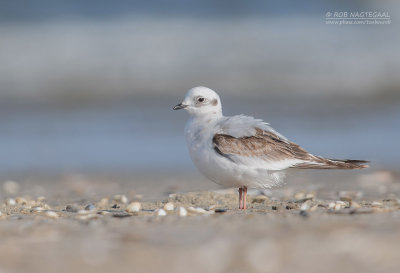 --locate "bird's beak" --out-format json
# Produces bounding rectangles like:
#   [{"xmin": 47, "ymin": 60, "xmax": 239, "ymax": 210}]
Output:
[{"xmin": 173, "ymin": 103, "xmax": 187, "ymax": 110}]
